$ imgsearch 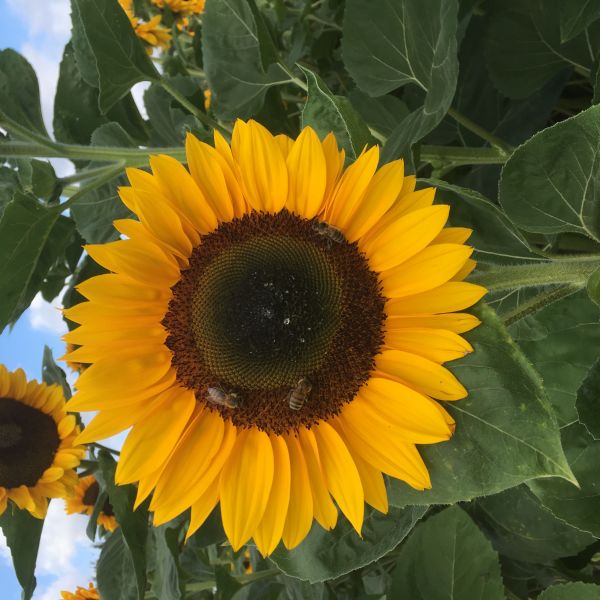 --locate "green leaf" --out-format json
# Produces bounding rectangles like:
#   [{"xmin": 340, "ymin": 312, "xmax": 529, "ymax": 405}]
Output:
[
  {"xmin": 587, "ymin": 265, "xmax": 600, "ymax": 306},
  {"xmin": 510, "ymin": 290, "xmax": 600, "ymax": 427},
  {"xmin": 576, "ymin": 358, "xmax": 600, "ymax": 440},
  {"xmin": 42, "ymin": 346, "xmax": 72, "ymax": 400},
  {"xmin": 342, "ymin": 0, "xmax": 459, "ymax": 161},
  {"xmin": 499, "ymin": 104, "xmax": 600, "ymax": 242},
  {"xmin": 485, "ymin": 0, "xmax": 597, "ymax": 99},
  {"xmin": 390, "ymin": 506, "xmax": 504, "ymax": 600},
  {"xmin": 299, "ymin": 65, "xmax": 373, "ymax": 160},
  {"xmin": 0, "ymin": 507, "xmax": 45, "ymax": 600},
  {"xmin": 71, "ymin": 0, "xmax": 159, "ymax": 112},
  {"xmin": 0, "ymin": 49, "xmax": 47, "ymax": 135},
  {"xmin": 424, "ymin": 179, "xmax": 535, "ymax": 264},
  {"xmin": 270, "ymin": 505, "xmax": 426, "ymax": 583},
  {"xmin": 151, "ymin": 522, "xmax": 184, "ymax": 600},
  {"xmin": 215, "ymin": 565, "xmax": 242, "ymax": 599},
  {"xmin": 539, "ymin": 582, "xmax": 600, "ymax": 599},
  {"xmin": 98, "ymin": 451, "xmax": 149, "ymax": 600},
  {"xmin": 389, "ymin": 304, "xmax": 575, "ymax": 507},
  {"xmin": 30, "ymin": 160, "xmax": 59, "ymax": 201},
  {"xmin": 0, "ymin": 167, "xmax": 21, "ymax": 218},
  {"xmin": 559, "ymin": 1, "xmax": 600, "ymax": 42},
  {"xmin": 349, "ymin": 90, "xmax": 410, "ymax": 139},
  {"xmin": 97, "ymin": 530, "xmax": 139, "ymax": 600},
  {"xmin": 0, "ymin": 192, "xmax": 60, "ymax": 333},
  {"xmin": 467, "ymin": 485, "xmax": 594, "ymax": 564},
  {"xmin": 202, "ymin": 0, "xmax": 287, "ymax": 119}
]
